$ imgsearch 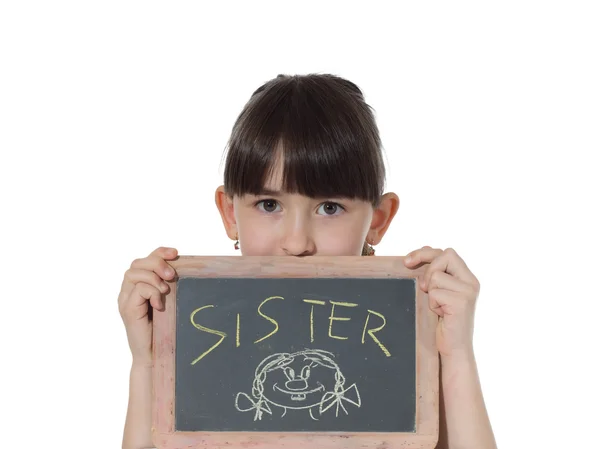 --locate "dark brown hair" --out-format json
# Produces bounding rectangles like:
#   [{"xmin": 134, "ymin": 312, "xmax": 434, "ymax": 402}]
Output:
[{"xmin": 223, "ymin": 74, "xmax": 386, "ymax": 205}]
